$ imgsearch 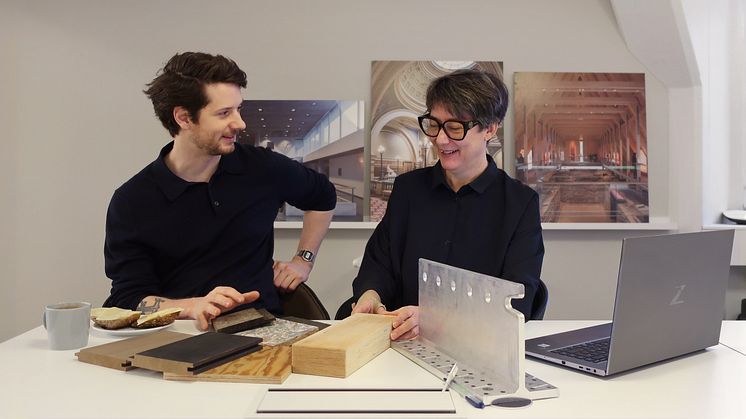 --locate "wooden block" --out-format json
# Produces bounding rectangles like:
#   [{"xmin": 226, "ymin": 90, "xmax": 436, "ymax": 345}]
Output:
[
  {"xmin": 75, "ymin": 331, "xmax": 192, "ymax": 371},
  {"xmin": 211, "ymin": 307, "xmax": 275, "ymax": 334},
  {"xmin": 163, "ymin": 345, "xmax": 291, "ymax": 384},
  {"xmin": 132, "ymin": 332, "xmax": 263, "ymax": 375},
  {"xmin": 291, "ymin": 313, "xmax": 393, "ymax": 378}
]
